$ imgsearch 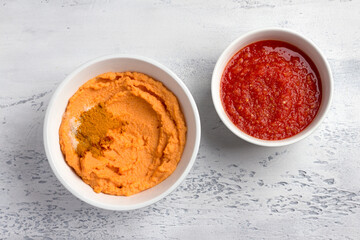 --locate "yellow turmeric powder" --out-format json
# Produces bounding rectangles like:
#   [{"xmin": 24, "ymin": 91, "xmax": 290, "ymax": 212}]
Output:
[{"xmin": 75, "ymin": 103, "xmax": 123, "ymax": 157}]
